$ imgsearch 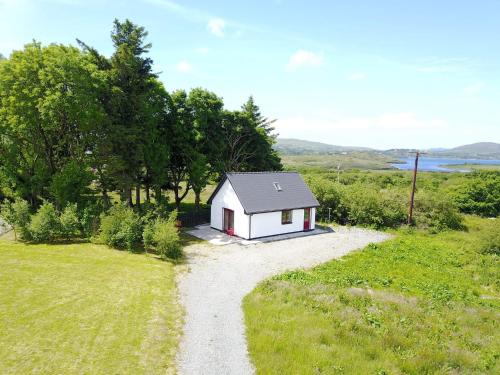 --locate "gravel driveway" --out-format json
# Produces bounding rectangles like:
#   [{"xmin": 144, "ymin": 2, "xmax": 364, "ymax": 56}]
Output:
[{"xmin": 176, "ymin": 226, "xmax": 391, "ymax": 375}]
